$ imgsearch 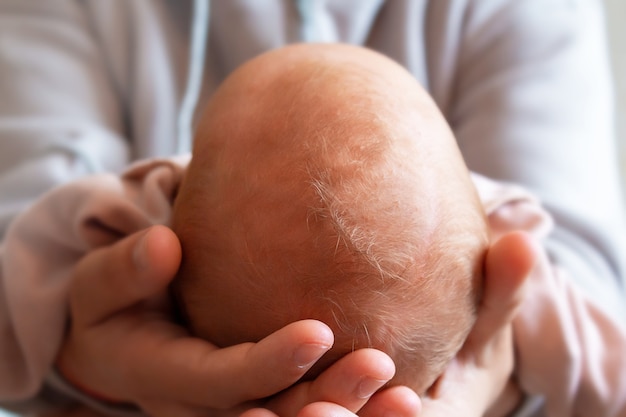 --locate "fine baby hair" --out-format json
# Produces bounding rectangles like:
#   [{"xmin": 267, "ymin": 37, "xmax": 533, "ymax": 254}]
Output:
[{"xmin": 171, "ymin": 43, "xmax": 489, "ymax": 393}]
